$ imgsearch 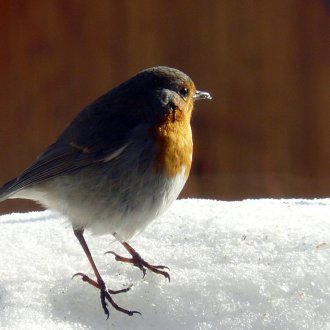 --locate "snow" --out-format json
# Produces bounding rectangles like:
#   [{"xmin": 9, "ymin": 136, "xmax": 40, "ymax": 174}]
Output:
[{"xmin": 0, "ymin": 199, "xmax": 330, "ymax": 329}]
